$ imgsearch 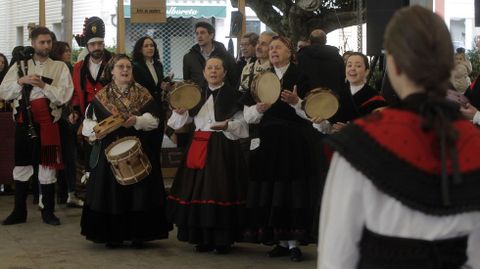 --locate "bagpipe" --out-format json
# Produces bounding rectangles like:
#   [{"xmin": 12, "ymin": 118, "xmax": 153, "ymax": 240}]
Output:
[{"xmin": 14, "ymin": 46, "xmax": 37, "ymax": 139}]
